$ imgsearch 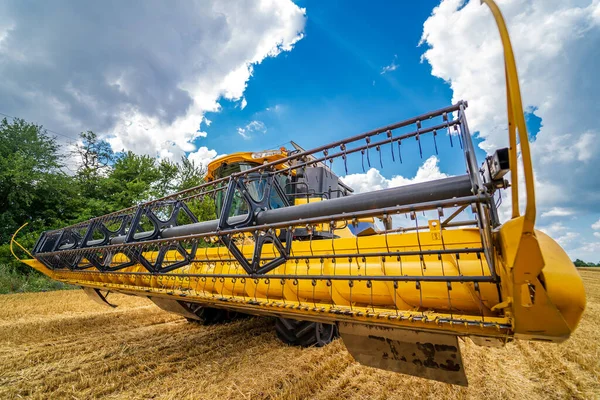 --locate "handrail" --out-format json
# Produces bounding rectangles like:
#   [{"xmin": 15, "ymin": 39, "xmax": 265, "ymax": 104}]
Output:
[{"xmin": 481, "ymin": 0, "xmax": 536, "ymax": 234}]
